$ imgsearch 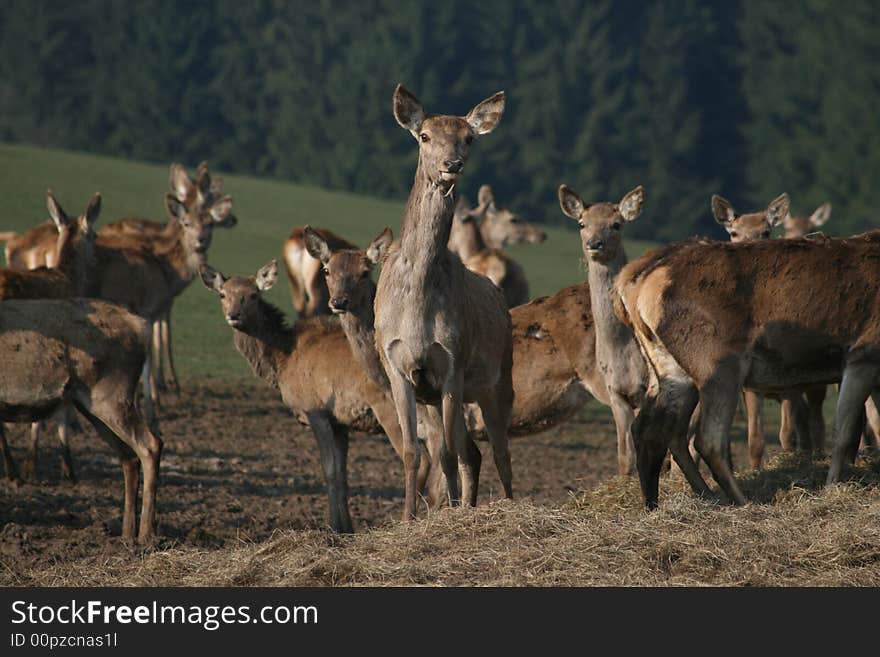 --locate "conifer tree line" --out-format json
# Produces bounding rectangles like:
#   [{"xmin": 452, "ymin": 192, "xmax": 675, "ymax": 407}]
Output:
[{"xmin": 0, "ymin": 0, "xmax": 876, "ymax": 239}]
